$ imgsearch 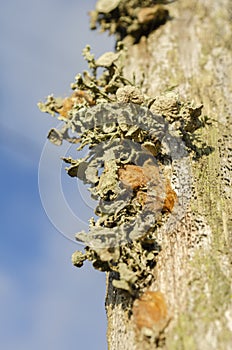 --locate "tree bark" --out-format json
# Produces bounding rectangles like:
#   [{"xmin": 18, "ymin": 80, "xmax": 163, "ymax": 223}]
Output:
[{"xmin": 105, "ymin": 1, "xmax": 232, "ymax": 349}]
